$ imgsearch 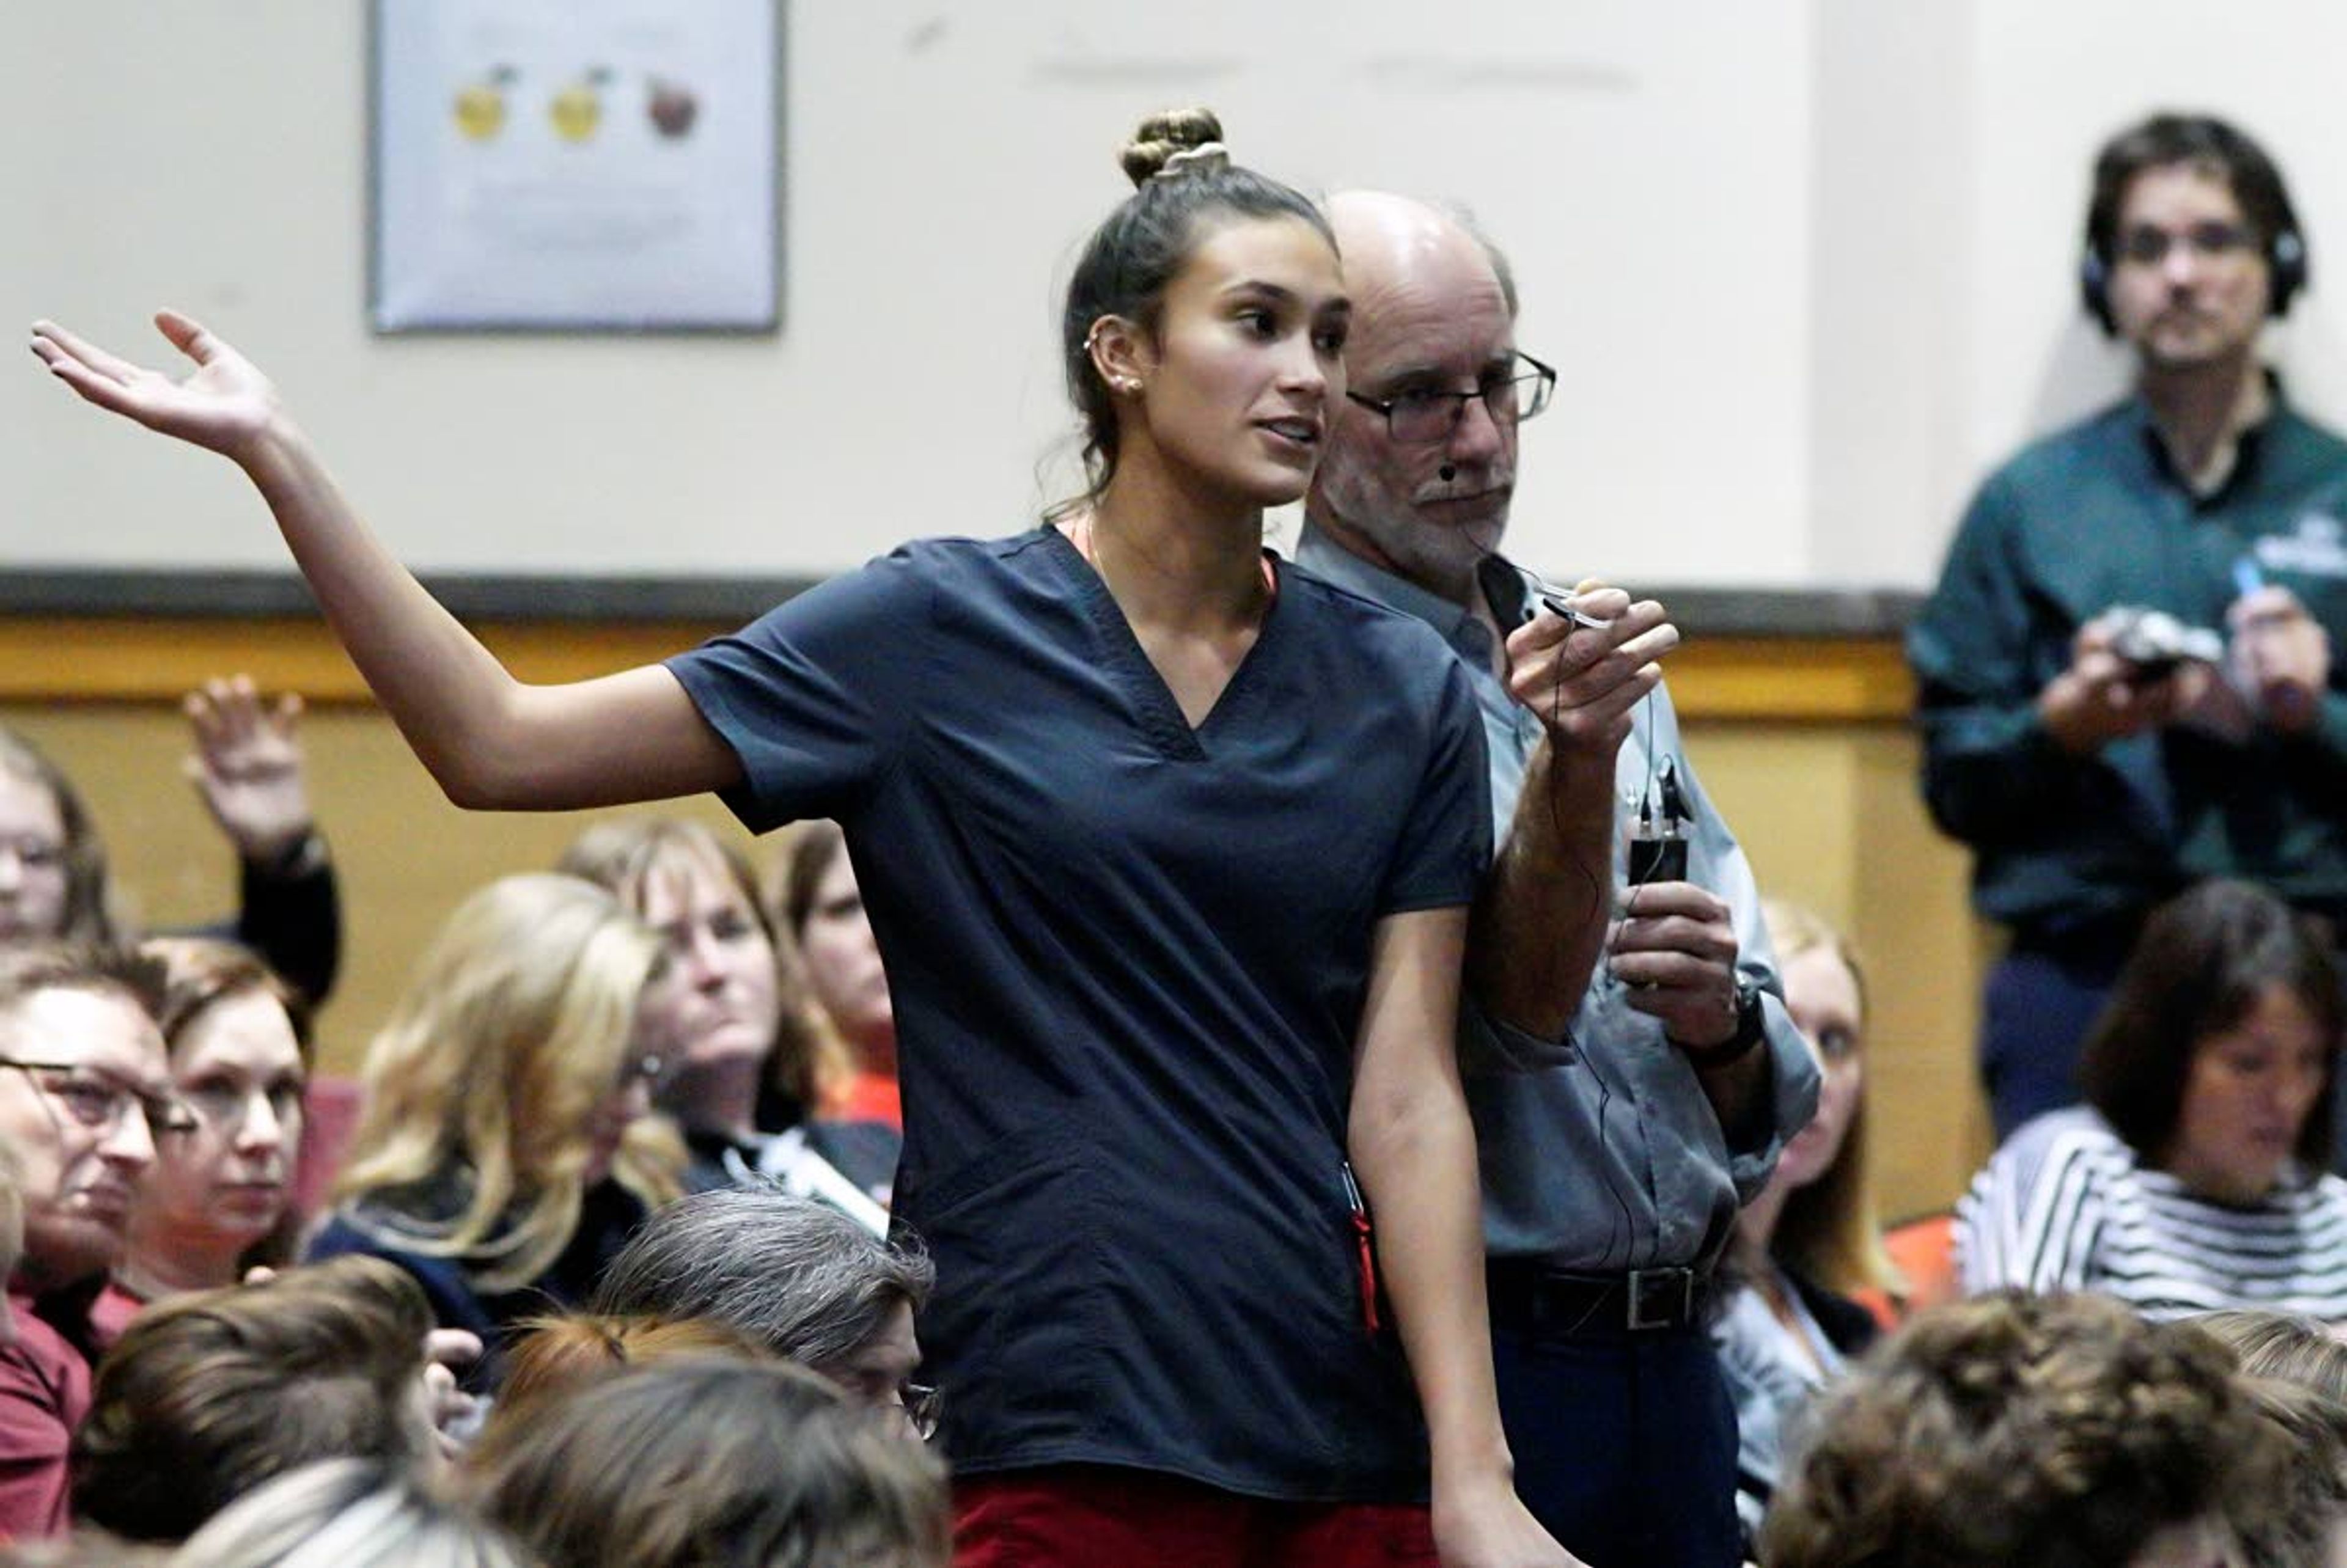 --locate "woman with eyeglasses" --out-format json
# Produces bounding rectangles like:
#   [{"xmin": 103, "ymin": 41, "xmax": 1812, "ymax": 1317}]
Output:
[
  {"xmin": 87, "ymin": 938, "xmax": 312, "ymax": 1349},
  {"xmin": 303, "ymin": 874, "xmax": 685, "ymax": 1391},
  {"xmin": 34, "ymin": 108, "xmax": 1566, "ymax": 1566}
]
